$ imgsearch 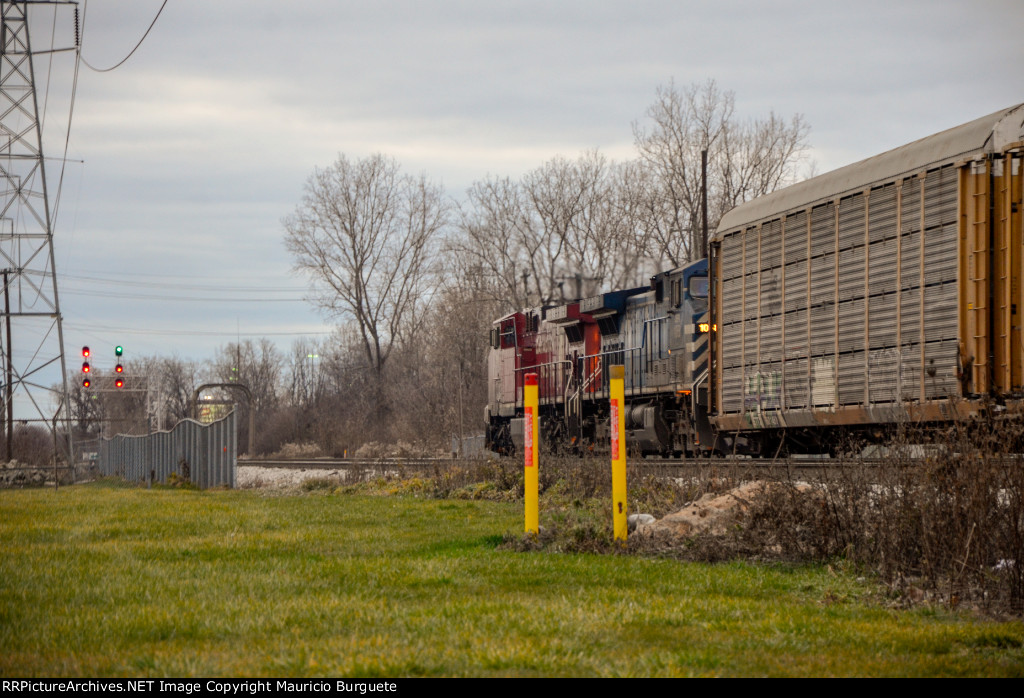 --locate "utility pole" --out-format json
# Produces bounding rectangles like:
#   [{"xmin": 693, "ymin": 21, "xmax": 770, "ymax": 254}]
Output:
[
  {"xmin": 701, "ymin": 148, "xmax": 708, "ymax": 259},
  {"xmin": 0, "ymin": 2, "xmax": 76, "ymax": 464},
  {"xmin": 3, "ymin": 269, "xmax": 12, "ymax": 459}
]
